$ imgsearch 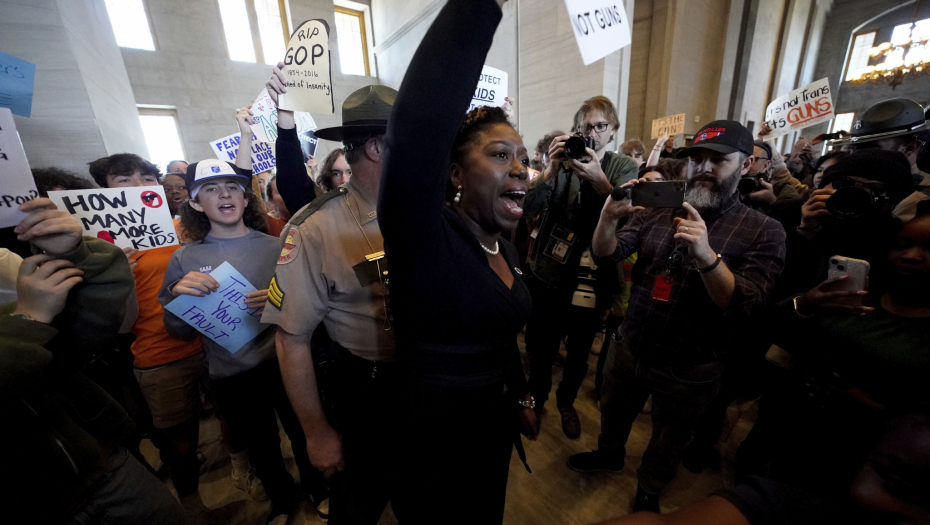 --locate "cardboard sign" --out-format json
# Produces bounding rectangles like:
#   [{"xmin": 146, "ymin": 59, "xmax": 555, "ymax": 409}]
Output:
[
  {"xmin": 278, "ymin": 19, "xmax": 335, "ymax": 114},
  {"xmin": 469, "ymin": 65, "xmax": 508, "ymax": 112},
  {"xmin": 48, "ymin": 186, "xmax": 178, "ymax": 251},
  {"xmin": 564, "ymin": 1, "xmax": 632, "ymax": 65},
  {"xmin": 763, "ymin": 78, "xmax": 834, "ymax": 141},
  {"xmin": 209, "ymin": 133, "xmax": 277, "ymax": 173},
  {"xmin": 0, "ymin": 108, "xmax": 39, "ymax": 228},
  {"xmin": 164, "ymin": 262, "xmax": 267, "ymax": 353},
  {"xmin": 248, "ymin": 88, "xmax": 318, "ymax": 144},
  {"xmin": 651, "ymin": 113, "xmax": 686, "ymax": 139},
  {"xmin": 0, "ymin": 51, "xmax": 36, "ymax": 118}
]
